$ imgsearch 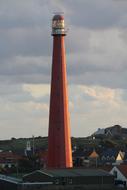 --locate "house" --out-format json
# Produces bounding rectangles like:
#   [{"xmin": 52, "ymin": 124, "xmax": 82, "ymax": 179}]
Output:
[
  {"xmin": 100, "ymin": 149, "xmax": 118, "ymax": 165},
  {"xmin": 88, "ymin": 149, "xmax": 99, "ymax": 167},
  {"xmin": 93, "ymin": 128, "xmax": 105, "ymax": 137},
  {"xmin": 0, "ymin": 168, "xmax": 115, "ymax": 190},
  {"xmin": 110, "ymin": 165, "xmax": 127, "ymax": 187},
  {"xmin": 94, "ymin": 125, "xmax": 127, "ymax": 139},
  {"xmin": 72, "ymin": 150, "xmax": 85, "ymax": 167},
  {"xmin": 23, "ymin": 168, "xmax": 115, "ymax": 189},
  {"xmin": 100, "ymin": 149, "xmax": 125, "ymax": 166},
  {"xmin": 0, "ymin": 151, "xmax": 21, "ymax": 170}
]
